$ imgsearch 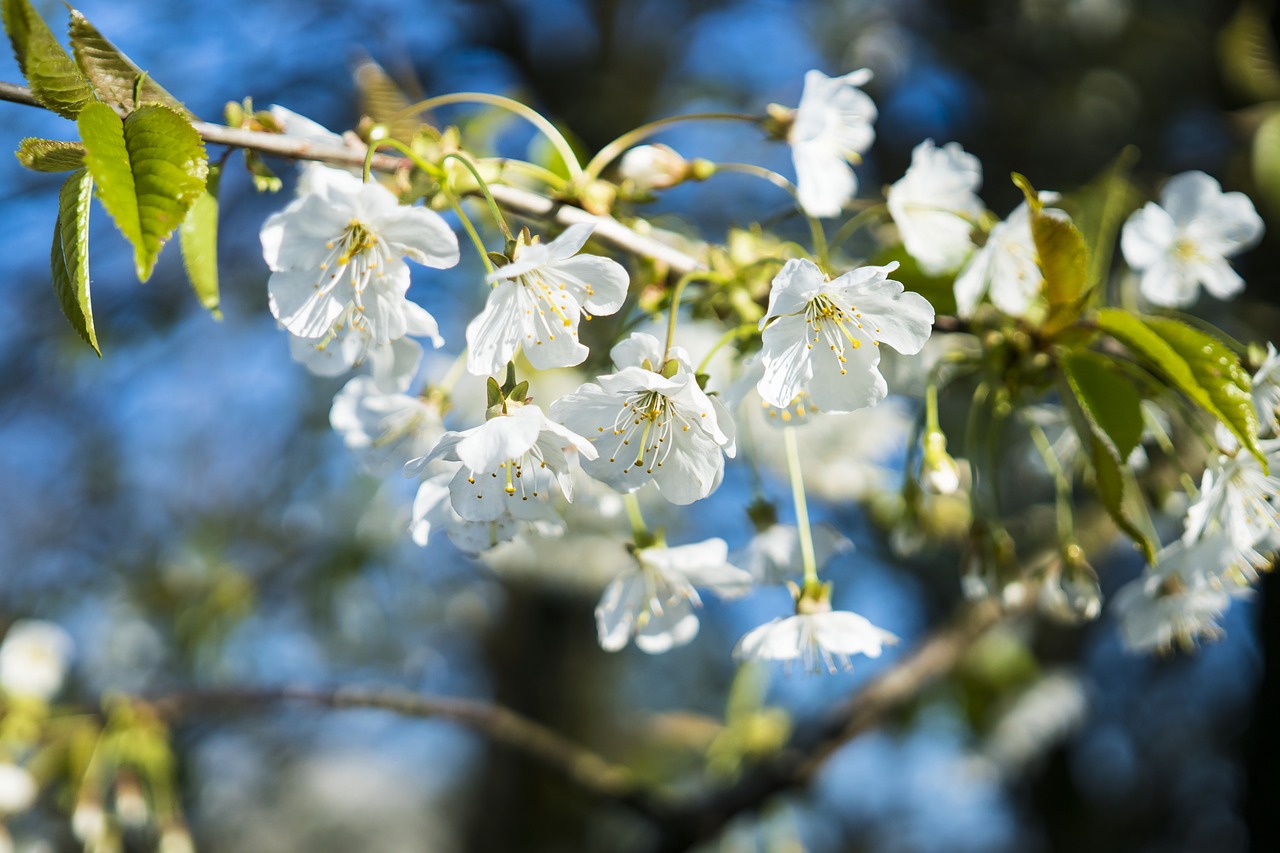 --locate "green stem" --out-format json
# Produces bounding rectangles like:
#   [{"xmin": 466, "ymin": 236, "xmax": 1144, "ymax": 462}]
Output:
[
  {"xmin": 925, "ymin": 378, "xmax": 942, "ymax": 434},
  {"xmin": 713, "ymin": 162, "xmax": 828, "ymax": 265},
  {"xmin": 696, "ymin": 322, "xmax": 758, "ymax": 375},
  {"xmin": 582, "ymin": 112, "xmax": 761, "ymax": 181},
  {"xmin": 784, "ymin": 426, "xmax": 818, "ymax": 586},
  {"xmin": 623, "ymin": 493, "xmax": 648, "ymax": 544},
  {"xmin": 664, "ymin": 273, "xmax": 700, "ymax": 360},
  {"xmin": 478, "ymin": 157, "xmax": 570, "ymax": 191},
  {"xmin": 442, "ymin": 152, "xmax": 514, "ymax": 240},
  {"xmin": 437, "ymin": 348, "xmax": 471, "ymax": 393},
  {"xmin": 399, "ymin": 92, "xmax": 584, "ymax": 180},
  {"xmin": 449, "ymin": 196, "xmax": 493, "ymax": 273},
  {"xmin": 1027, "ymin": 420, "xmax": 1075, "ymax": 545},
  {"xmin": 828, "ymin": 204, "xmax": 887, "ymax": 256}
]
